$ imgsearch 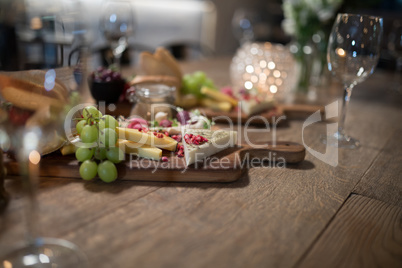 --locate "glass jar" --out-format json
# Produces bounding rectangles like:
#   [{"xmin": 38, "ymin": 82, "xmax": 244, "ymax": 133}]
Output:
[{"xmin": 129, "ymin": 84, "xmax": 176, "ymax": 120}]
